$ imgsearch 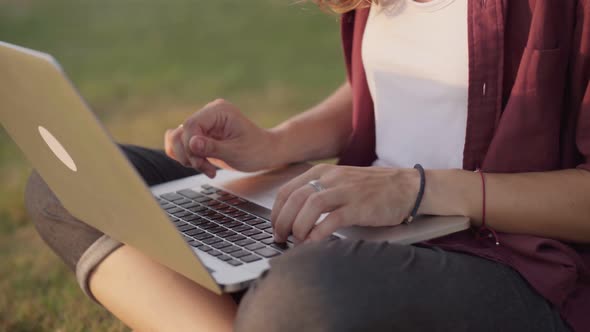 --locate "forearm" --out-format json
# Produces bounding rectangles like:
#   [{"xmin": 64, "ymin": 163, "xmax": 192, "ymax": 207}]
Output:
[
  {"xmin": 270, "ymin": 82, "xmax": 353, "ymax": 165},
  {"xmin": 421, "ymin": 168, "xmax": 590, "ymax": 243}
]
